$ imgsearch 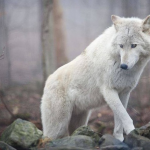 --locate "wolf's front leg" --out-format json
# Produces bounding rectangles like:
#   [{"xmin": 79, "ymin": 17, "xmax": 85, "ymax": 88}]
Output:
[
  {"xmin": 113, "ymin": 91, "xmax": 131, "ymax": 141},
  {"xmin": 102, "ymin": 87, "xmax": 135, "ymax": 136},
  {"xmin": 113, "ymin": 115, "xmax": 123, "ymax": 141}
]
